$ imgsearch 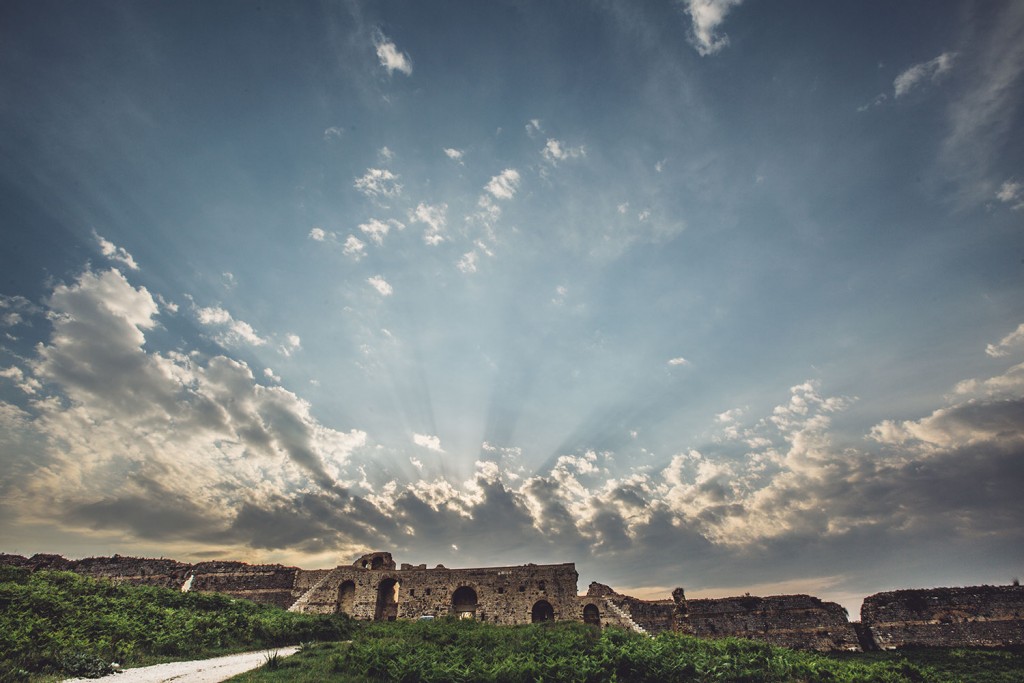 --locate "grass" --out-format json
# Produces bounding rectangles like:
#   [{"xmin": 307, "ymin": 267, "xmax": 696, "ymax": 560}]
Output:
[
  {"xmin": 228, "ymin": 618, "xmax": 939, "ymax": 682},
  {"xmin": 0, "ymin": 565, "xmax": 354, "ymax": 682}
]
